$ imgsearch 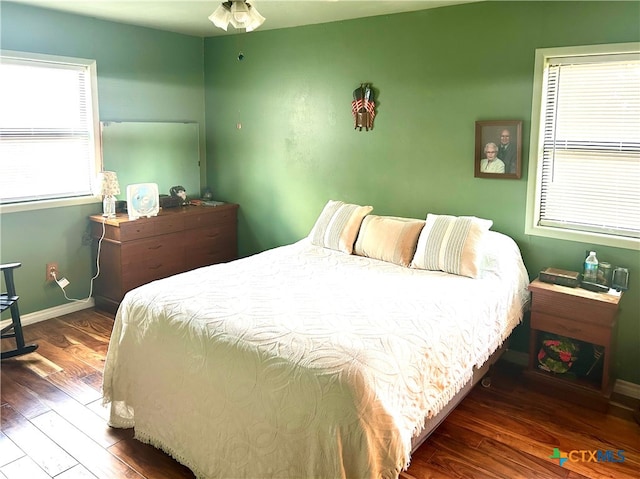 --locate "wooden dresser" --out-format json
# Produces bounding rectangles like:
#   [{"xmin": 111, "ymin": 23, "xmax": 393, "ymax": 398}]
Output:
[{"xmin": 89, "ymin": 203, "xmax": 238, "ymax": 314}]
